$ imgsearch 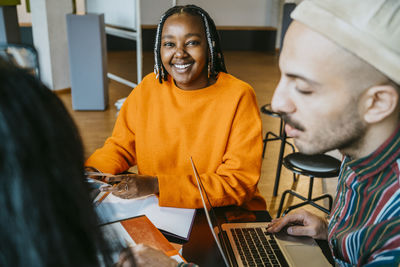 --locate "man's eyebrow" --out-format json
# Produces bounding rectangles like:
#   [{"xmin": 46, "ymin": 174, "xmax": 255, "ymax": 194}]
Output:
[
  {"xmin": 161, "ymin": 33, "xmax": 202, "ymax": 39},
  {"xmin": 286, "ymin": 72, "xmax": 321, "ymax": 86}
]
